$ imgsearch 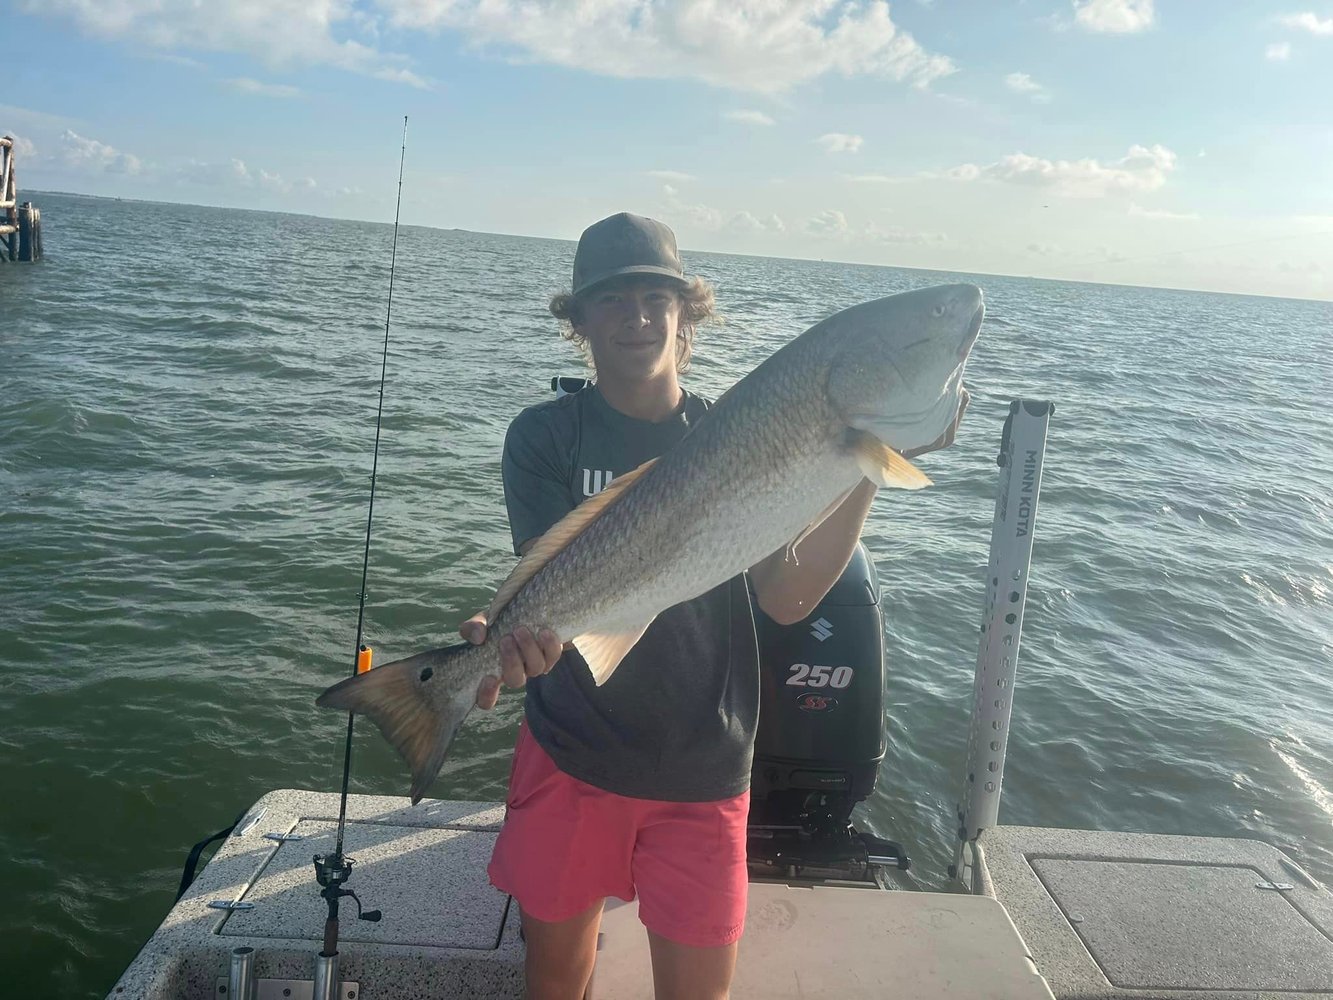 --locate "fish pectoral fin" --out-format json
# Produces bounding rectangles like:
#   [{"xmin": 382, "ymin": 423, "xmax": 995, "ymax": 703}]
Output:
[
  {"xmin": 485, "ymin": 458, "xmax": 659, "ymax": 625},
  {"xmin": 572, "ymin": 620, "xmax": 656, "ymax": 686},
  {"xmin": 850, "ymin": 430, "xmax": 932, "ymax": 490}
]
